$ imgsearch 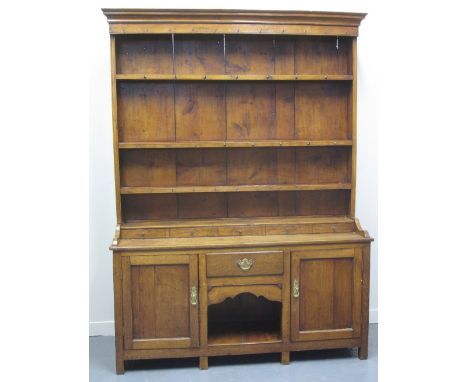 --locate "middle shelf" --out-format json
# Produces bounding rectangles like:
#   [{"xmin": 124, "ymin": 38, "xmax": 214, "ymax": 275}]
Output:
[{"xmin": 120, "ymin": 183, "xmax": 352, "ymax": 194}]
